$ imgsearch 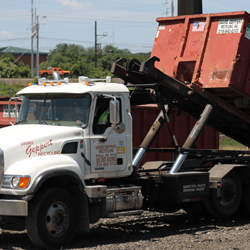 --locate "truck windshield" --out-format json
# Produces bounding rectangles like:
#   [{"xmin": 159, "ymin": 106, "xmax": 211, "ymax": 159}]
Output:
[{"xmin": 17, "ymin": 93, "xmax": 91, "ymax": 127}]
